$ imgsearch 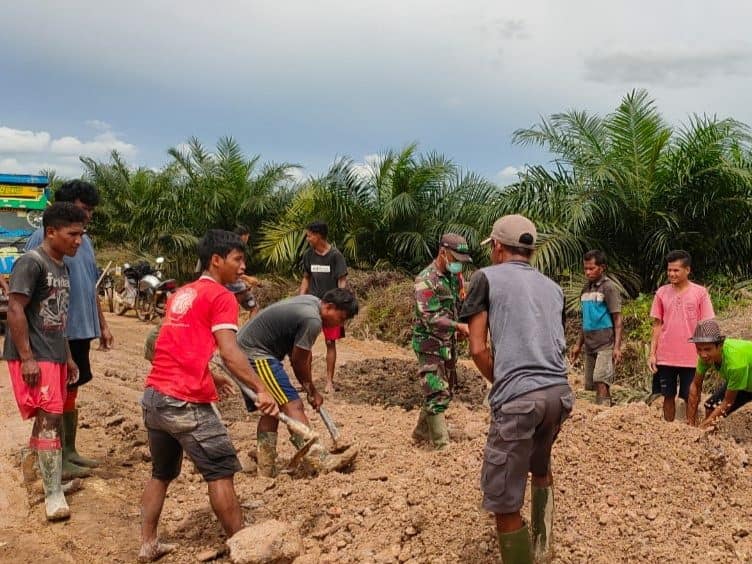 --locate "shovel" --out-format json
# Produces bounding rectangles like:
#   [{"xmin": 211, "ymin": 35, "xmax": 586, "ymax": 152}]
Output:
[
  {"xmin": 210, "ymin": 359, "xmax": 319, "ymax": 469},
  {"xmin": 318, "ymin": 406, "xmax": 353, "ymax": 453}
]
